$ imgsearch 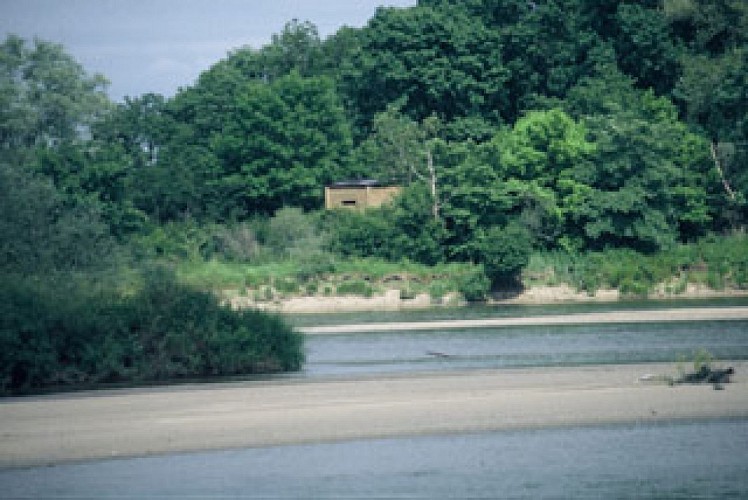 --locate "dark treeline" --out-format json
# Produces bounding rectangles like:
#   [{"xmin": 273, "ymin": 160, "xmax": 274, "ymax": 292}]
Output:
[{"xmin": 1, "ymin": 1, "xmax": 747, "ymax": 391}]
